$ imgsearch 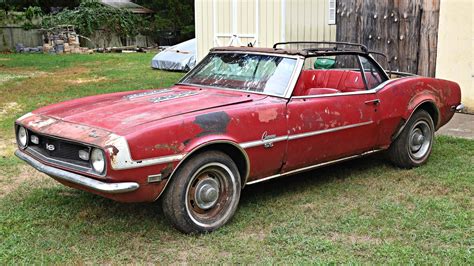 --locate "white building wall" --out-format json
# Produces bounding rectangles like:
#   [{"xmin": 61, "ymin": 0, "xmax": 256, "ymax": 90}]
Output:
[
  {"xmin": 436, "ymin": 0, "xmax": 473, "ymax": 111},
  {"xmin": 195, "ymin": 0, "xmax": 337, "ymax": 61}
]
